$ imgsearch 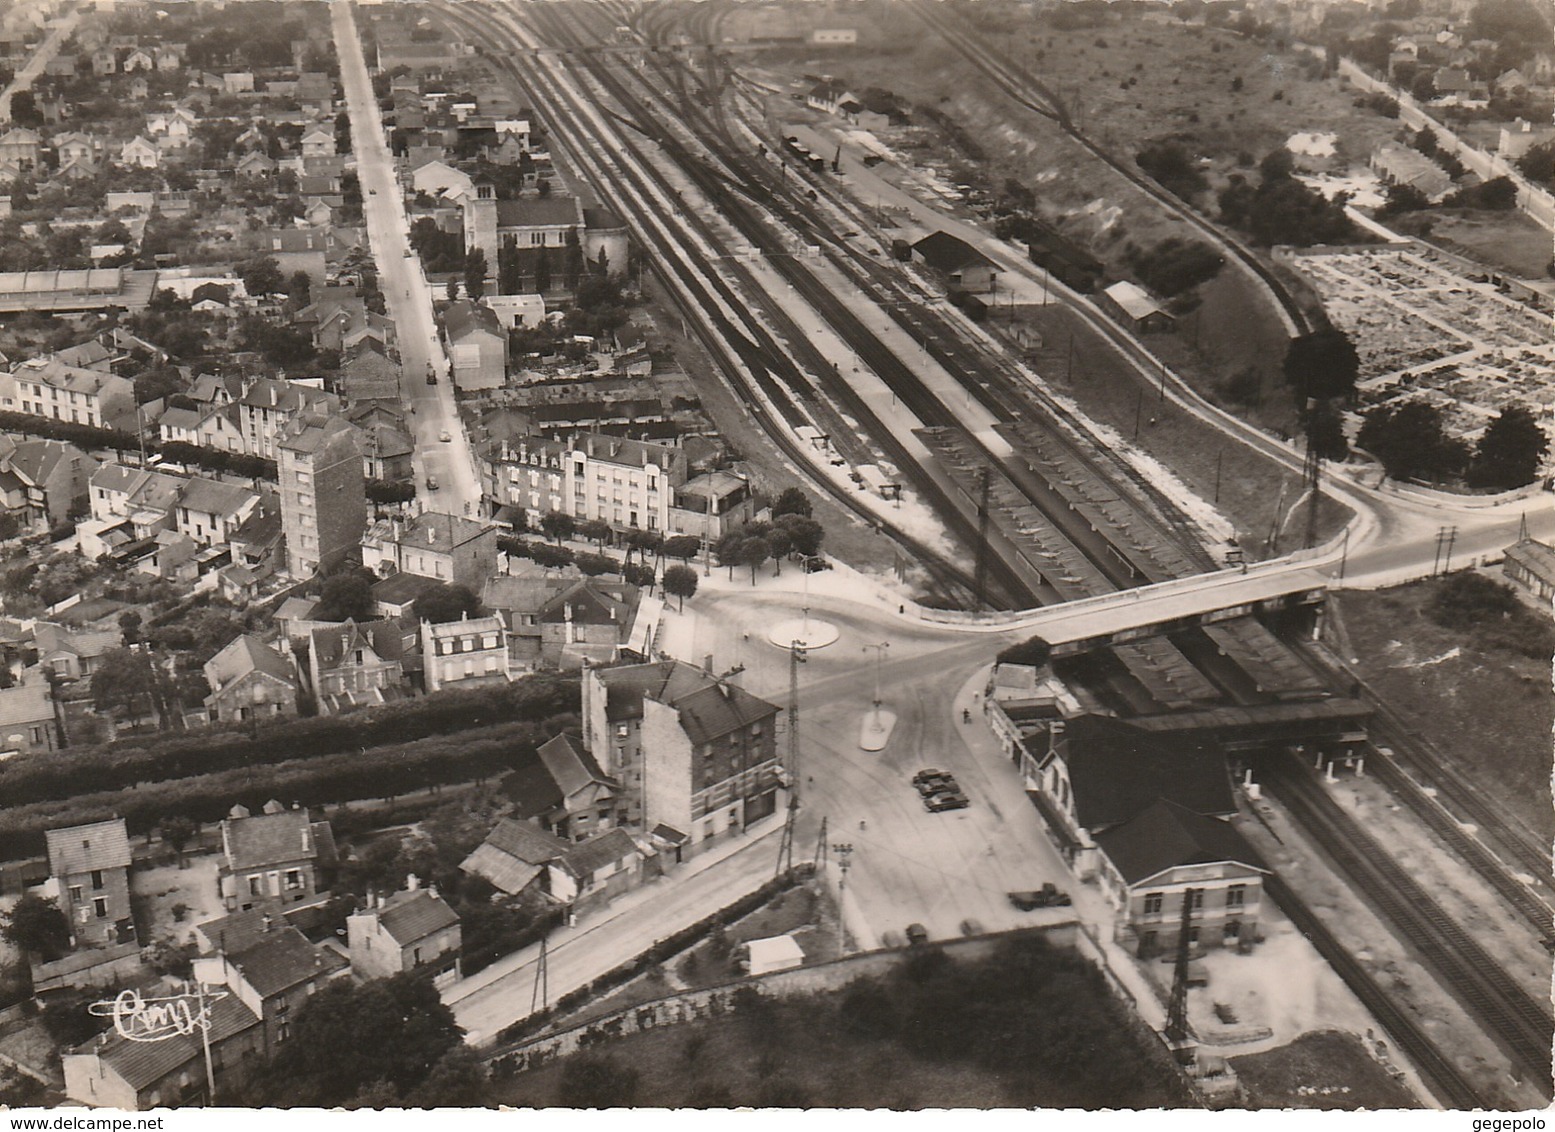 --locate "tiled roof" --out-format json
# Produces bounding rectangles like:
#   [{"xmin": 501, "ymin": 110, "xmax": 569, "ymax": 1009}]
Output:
[
  {"xmin": 596, "ymin": 660, "xmax": 779, "ymax": 744},
  {"xmin": 46, "ymin": 818, "xmax": 131, "ymax": 877},
  {"xmin": 1058, "ymin": 715, "xmax": 1237, "ymax": 832},
  {"xmin": 177, "ymin": 476, "xmax": 256, "ymax": 516},
  {"xmin": 560, "ymin": 828, "xmax": 638, "ymax": 879},
  {"xmin": 205, "ymin": 634, "xmax": 294, "ymax": 691},
  {"xmin": 537, "ymin": 731, "xmax": 614, "ymax": 797},
  {"xmin": 309, "ymin": 618, "xmax": 404, "ymax": 668},
  {"xmin": 376, "ymin": 888, "xmax": 459, "ymax": 946},
  {"xmin": 227, "ymin": 924, "xmax": 345, "ymax": 997},
  {"xmin": 399, "ymin": 510, "xmax": 490, "ymax": 553},
  {"xmin": 1506, "ymin": 538, "xmax": 1555, "ymax": 584},
  {"xmin": 536, "ymin": 578, "xmax": 637, "ymax": 626},
  {"xmin": 425, "ymin": 614, "xmax": 504, "ymax": 638},
  {"xmin": 371, "ymin": 571, "xmax": 445, "ymax": 606},
  {"xmin": 494, "ymin": 195, "xmax": 582, "ymax": 228},
  {"xmin": 443, "ymin": 300, "xmax": 503, "ymax": 341},
  {"xmin": 912, "ymin": 231, "xmax": 997, "ymax": 274},
  {"xmin": 222, "ymin": 808, "xmax": 318, "ymax": 872},
  {"xmin": 472, "ymin": 817, "xmax": 570, "ymax": 871},
  {"xmin": 1094, "ymin": 799, "xmax": 1267, "ymax": 886},
  {"xmin": 76, "ymin": 993, "xmax": 260, "ymax": 1092}
]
